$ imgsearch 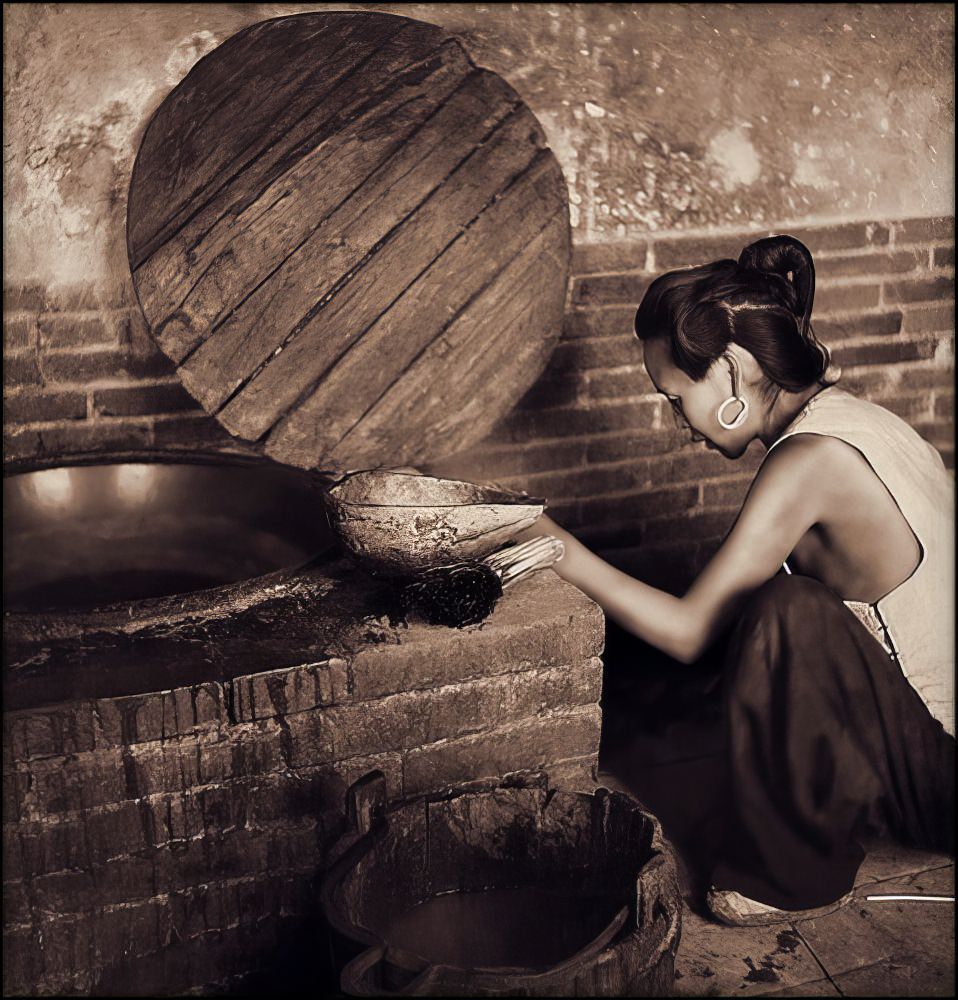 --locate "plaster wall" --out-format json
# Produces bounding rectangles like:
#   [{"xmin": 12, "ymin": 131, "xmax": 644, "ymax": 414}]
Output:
[{"xmin": 4, "ymin": 2, "xmax": 954, "ymax": 293}]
